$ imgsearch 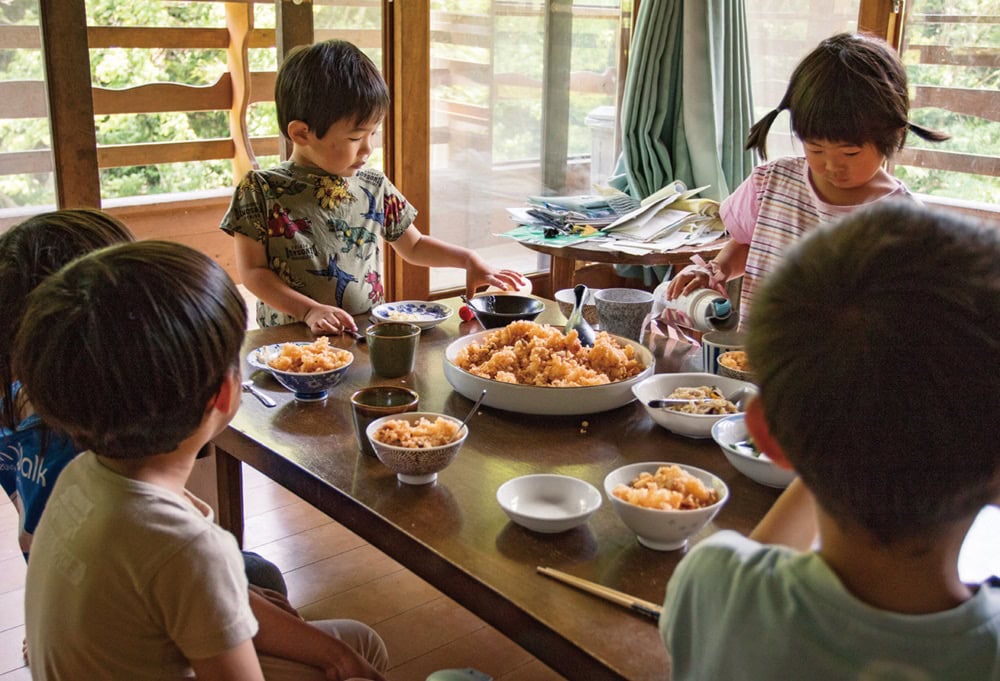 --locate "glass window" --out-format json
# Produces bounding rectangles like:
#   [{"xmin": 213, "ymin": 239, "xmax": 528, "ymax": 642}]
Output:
[
  {"xmin": 427, "ymin": 1, "xmax": 624, "ymax": 292},
  {"xmin": 744, "ymin": 0, "xmax": 860, "ymax": 160},
  {"xmin": 313, "ymin": 0, "xmax": 384, "ymax": 171}
]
